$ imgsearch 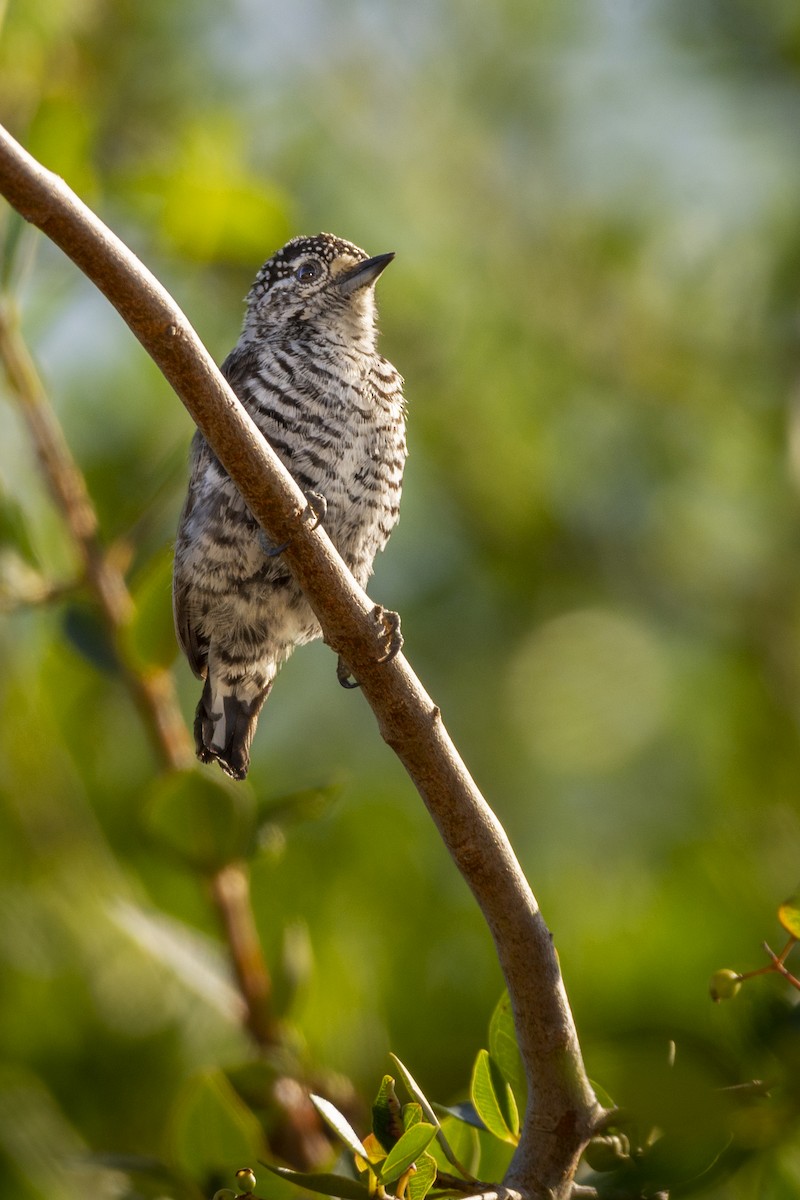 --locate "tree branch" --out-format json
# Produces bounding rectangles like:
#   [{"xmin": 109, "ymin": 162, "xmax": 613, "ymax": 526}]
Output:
[{"xmin": 0, "ymin": 124, "xmax": 601, "ymax": 1197}]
